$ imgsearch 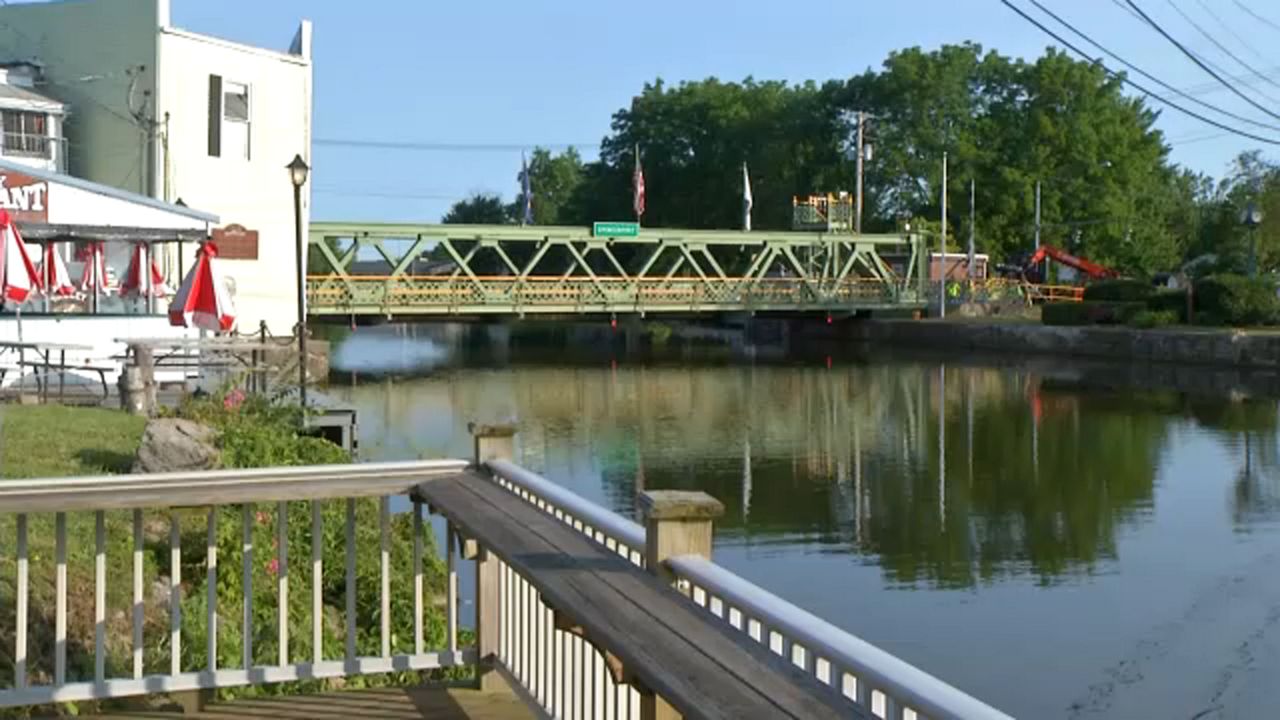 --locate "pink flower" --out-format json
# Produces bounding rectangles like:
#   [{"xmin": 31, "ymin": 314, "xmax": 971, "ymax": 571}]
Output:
[
  {"xmin": 223, "ymin": 389, "xmax": 246, "ymax": 410},
  {"xmin": 256, "ymin": 511, "xmax": 270, "ymax": 525},
  {"xmin": 266, "ymin": 558, "xmax": 279, "ymax": 576}
]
